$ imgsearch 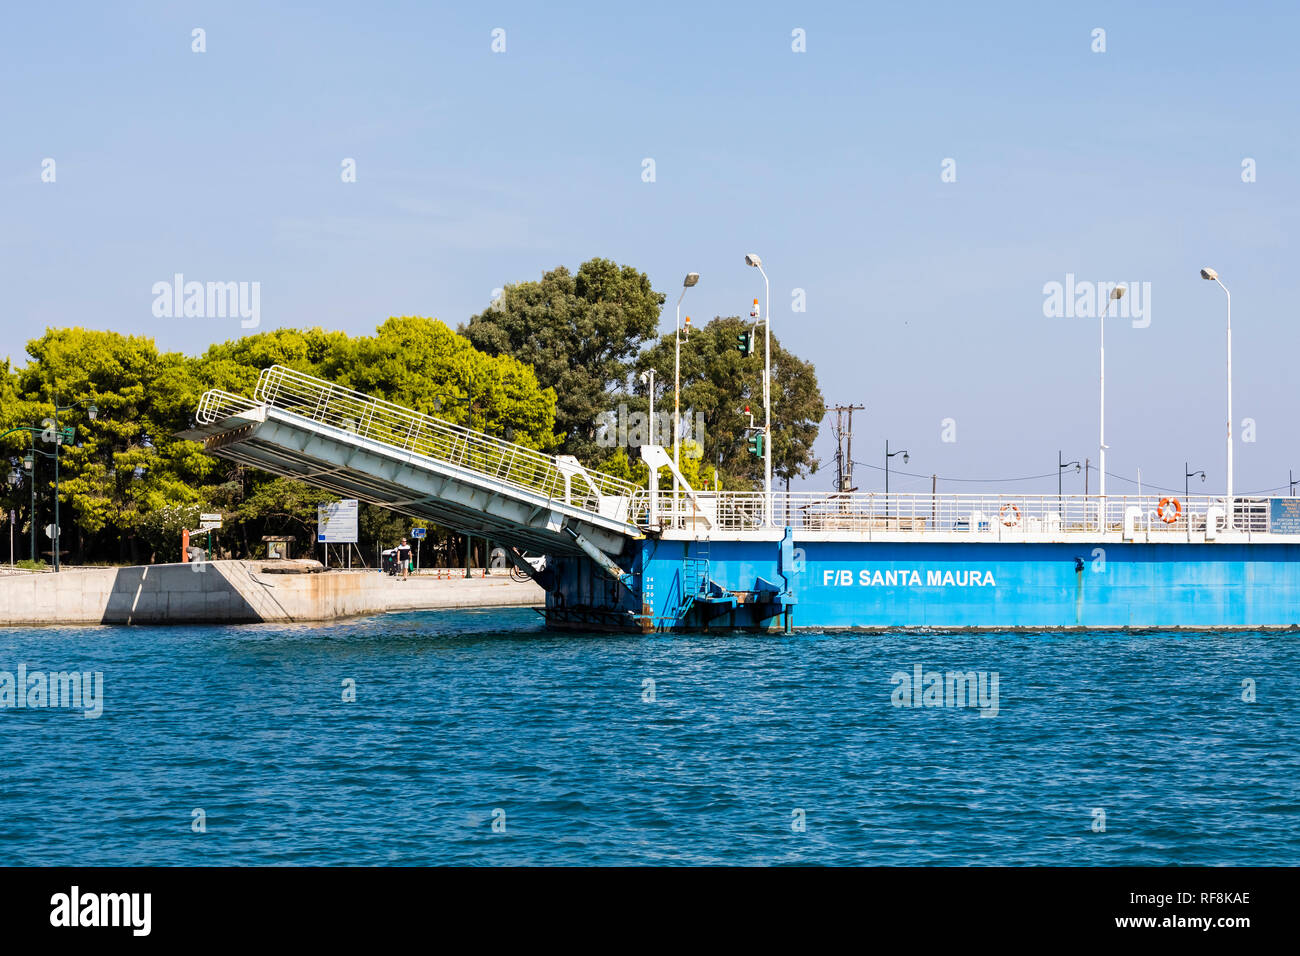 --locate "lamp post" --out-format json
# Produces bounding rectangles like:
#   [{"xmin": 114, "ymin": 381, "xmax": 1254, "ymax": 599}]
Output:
[
  {"xmin": 1200, "ymin": 268, "xmax": 1232, "ymax": 526},
  {"xmin": 639, "ymin": 368, "xmax": 656, "ymax": 438},
  {"xmin": 2, "ymin": 431, "xmax": 43, "ymax": 563},
  {"xmin": 6, "ymin": 467, "xmax": 22, "ymax": 566},
  {"xmin": 885, "ymin": 440, "xmax": 909, "ymax": 517},
  {"xmin": 1097, "ymin": 286, "xmax": 1126, "ymax": 530},
  {"xmin": 672, "ymin": 272, "xmax": 698, "ymax": 524},
  {"xmin": 49, "ymin": 397, "xmax": 98, "ymax": 572},
  {"xmin": 640, "ymin": 369, "xmax": 657, "ymax": 524},
  {"xmin": 1185, "ymin": 462, "xmax": 1206, "ymax": 502},
  {"xmin": 673, "ymin": 273, "xmax": 699, "ymax": 475},
  {"xmin": 1058, "ymin": 451, "xmax": 1081, "ymax": 511},
  {"xmin": 745, "ymin": 254, "xmax": 771, "ymax": 526},
  {"xmin": 23, "ymin": 450, "xmax": 34, "ymax": 563}
]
